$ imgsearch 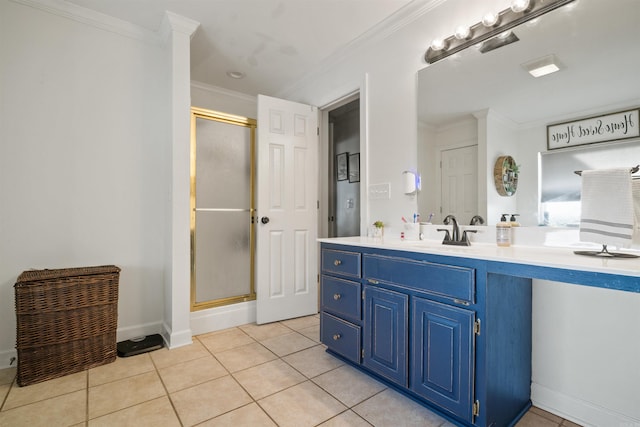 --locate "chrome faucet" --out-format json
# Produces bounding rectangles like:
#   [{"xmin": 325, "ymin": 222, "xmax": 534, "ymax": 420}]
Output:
[
  {"xmin": 437, "ymin": 214, "xmax": 477, "ymax": 246},
  {"xmin": 470, "ymin": 215, "xmax": 485, "ymax": 225}
]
